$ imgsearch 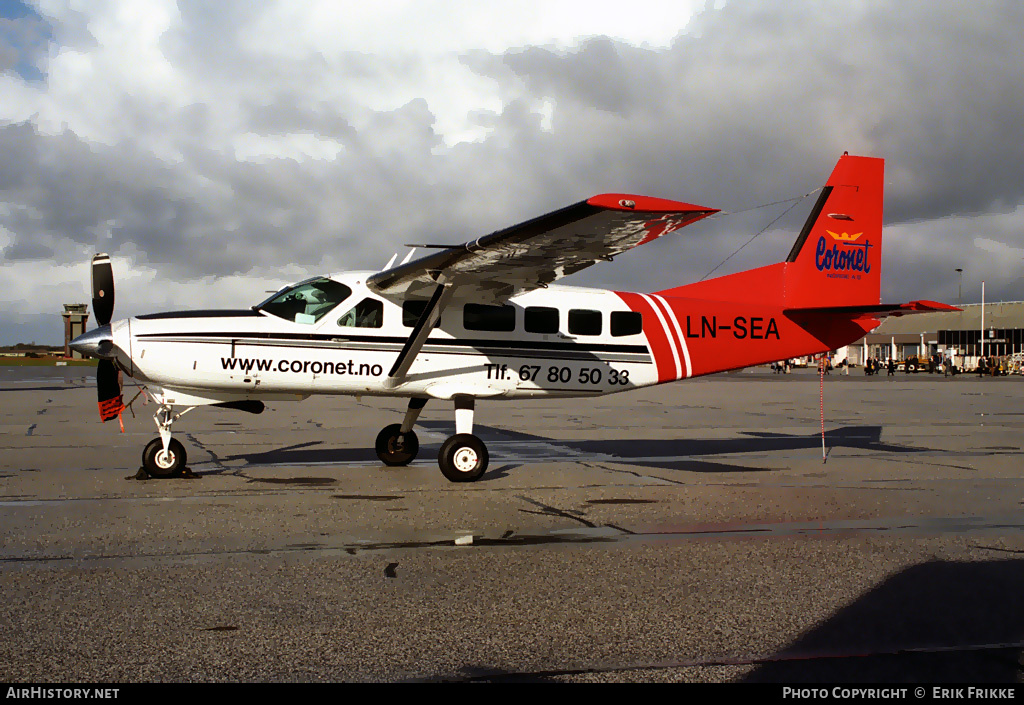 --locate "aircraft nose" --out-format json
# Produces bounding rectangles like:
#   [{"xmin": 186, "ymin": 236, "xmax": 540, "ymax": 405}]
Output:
[{"xmin": 70, "ymin": 324, "xmax": 115, "ymax": 359}]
